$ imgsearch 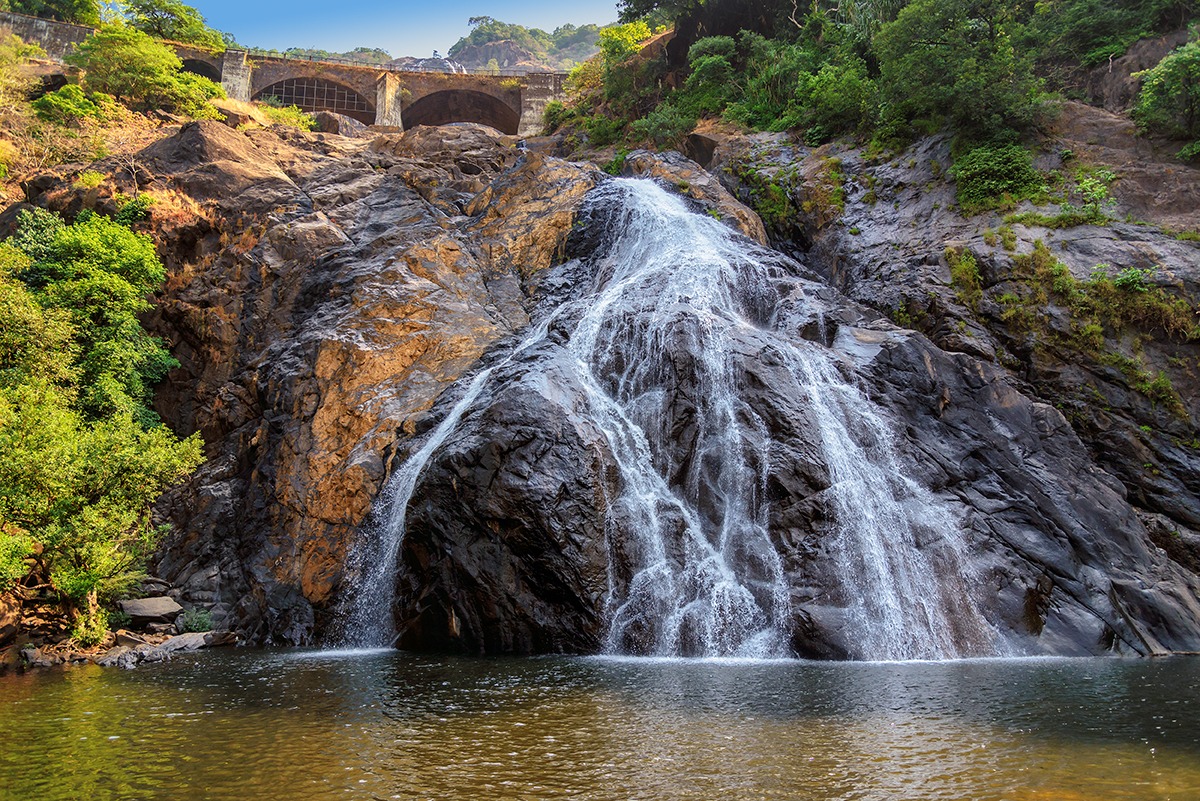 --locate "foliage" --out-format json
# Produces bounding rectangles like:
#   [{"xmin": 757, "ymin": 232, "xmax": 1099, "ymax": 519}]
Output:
[
  {"xmin": 259, "ymin": 103, "xmax": 317, "ymax": 131},
  {"xmin": 0, "ymin": 529, "xmax": 33, "ymax": 590},
  {"xmin": 66, "ymin": 27, "xmax": 225, "ymax": 117},
  {"xmin": 0, "ymin": 212, "xmax": 202, "ymax": 635},
  {"xmin": 176, "ymin": 607, "xmax": 212, "ymax": 632},
  {"xmin": 123, "ymin": 0, "xmax": 226, "ymax": 51},
  {"xmin": 1023, "ymin": 0, "xmax": 1196, "ymax": 69},
  {"xmin": 31, "ymin": 84, "xmax": 111, "ymax": 126},
  {"xmin": 12, "ymin": 208, "xmax": 175, "ymax": 425},
  {"xmin": 1133, "ymin": 38, "xmax": 1200, "ymax": 160},
  {"xmin": 946, "ymin": 246, "xmax": 983, "ymax": 310},
  {"xmin": 951, "ymin": 144, "xmax": 1043, "ymax": 212},
  {"xmin": 874, "ymin": 0, "xmax": 1044, "ymax": 143},
  {"xmin": 4, "ymin": 0, "xmax": 100, "ymax": 24},
  {"xmin": 631, "ymin": 101, "xmax": 695, "ymax": 148},
  {"xmin": 599, "ymin": 20, "xmax": 654, "ymax": 69}
]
